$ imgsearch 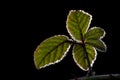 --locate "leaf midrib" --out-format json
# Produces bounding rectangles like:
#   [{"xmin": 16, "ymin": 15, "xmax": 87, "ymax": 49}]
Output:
[
  {"xmin": 75, "ymin": 12, "xmax": 84, "ymax": 41},
  {"xmin": 38, "ymin": 40, "xmax": 69, "ymax": 67}
]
